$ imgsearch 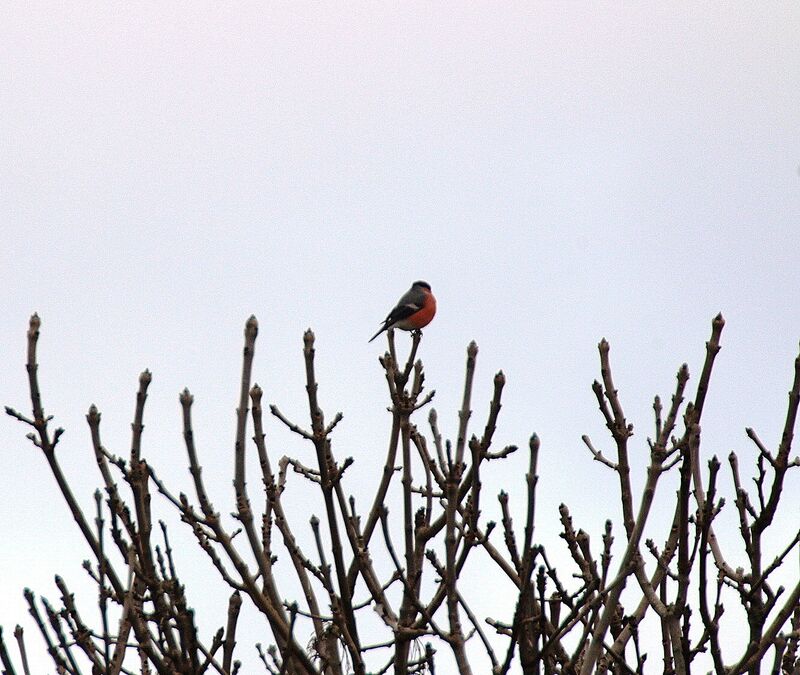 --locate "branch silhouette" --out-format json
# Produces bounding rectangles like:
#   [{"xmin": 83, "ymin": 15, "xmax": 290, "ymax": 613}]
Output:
[{"xmin": 2, "ymin": 314, "xmax": 799, "ymax": 674}]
